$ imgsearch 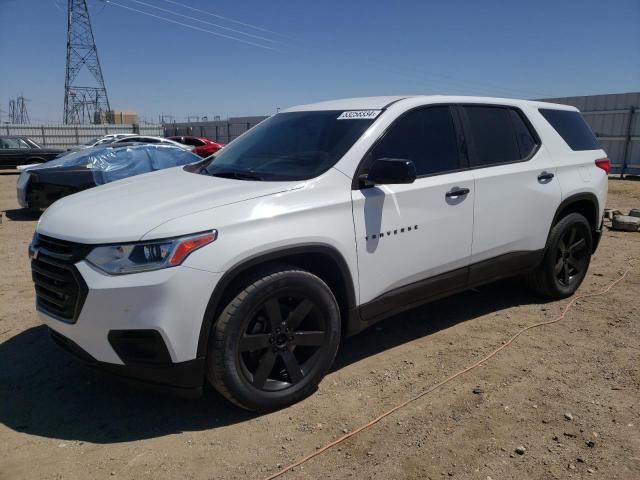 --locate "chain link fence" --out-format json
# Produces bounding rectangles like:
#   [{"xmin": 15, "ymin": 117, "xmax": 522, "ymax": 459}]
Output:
[
  {"xmin": 542, "ymin": 93, "xmax": 639, "ymax": 176},
  {"xmin": 2, "ymin": 124, "xmax": 164, "ymax": 149},
  {"xmin": 163, "ymin": 116, "xmax": 268, "ymax": 144}
]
